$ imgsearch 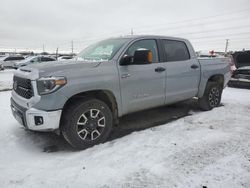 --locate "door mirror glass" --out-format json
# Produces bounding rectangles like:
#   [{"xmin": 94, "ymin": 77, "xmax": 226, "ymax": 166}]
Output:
[
  {"xmin": 133, "ymin": 49, "xmax": 153, "ymax": 64},
  {"xmin": 120, "ymin": 55, "xmax": 133, "ymax": 66},
  {"xmin": 120, "ymin": 49, "xmax": 153, "ymax": 66}
]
